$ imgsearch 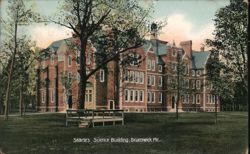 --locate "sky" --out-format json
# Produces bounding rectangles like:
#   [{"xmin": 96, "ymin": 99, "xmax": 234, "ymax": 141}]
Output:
[{"xmin": 0, "ymin": 0, "xmax": 230, "ymax": 50}]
